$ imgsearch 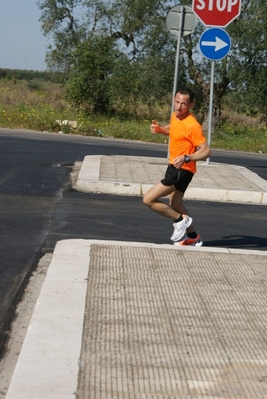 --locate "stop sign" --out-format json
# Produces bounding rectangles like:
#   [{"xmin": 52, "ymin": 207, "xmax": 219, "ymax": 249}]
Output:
[{"xmin": 192, "ymin": 0, "xmax": 241, "ymax": 27}]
